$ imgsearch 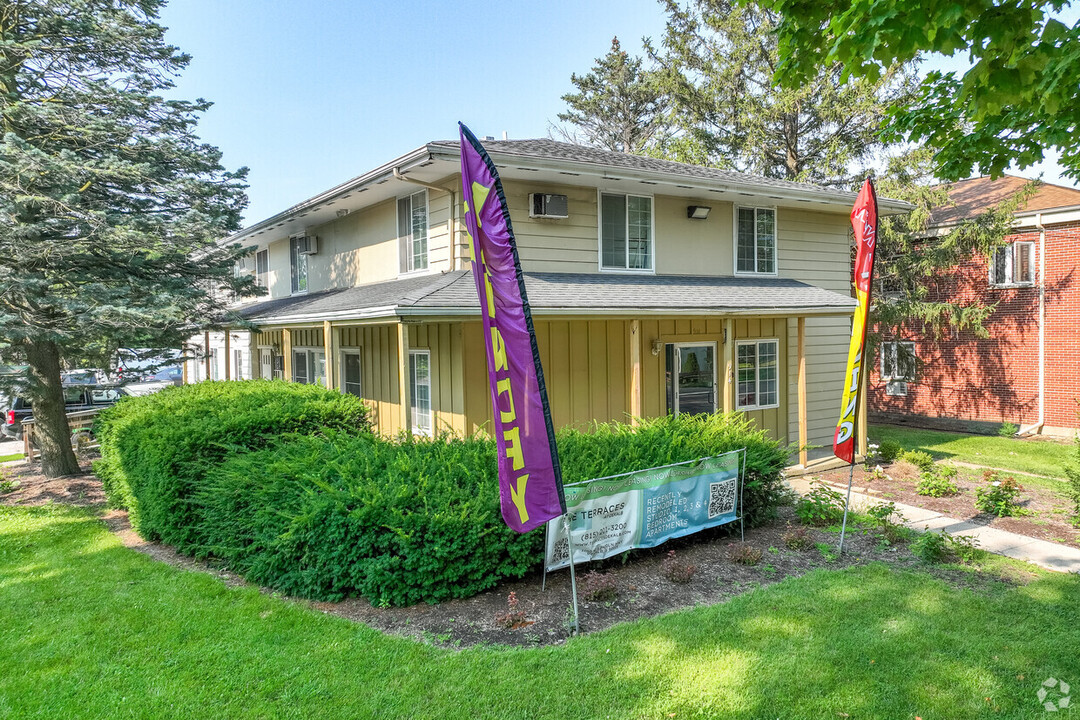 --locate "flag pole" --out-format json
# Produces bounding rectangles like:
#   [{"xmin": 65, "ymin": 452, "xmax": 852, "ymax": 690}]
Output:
[{"xmin": 564, "ymin": 515, "xmax": 580, "ymax": 635}]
